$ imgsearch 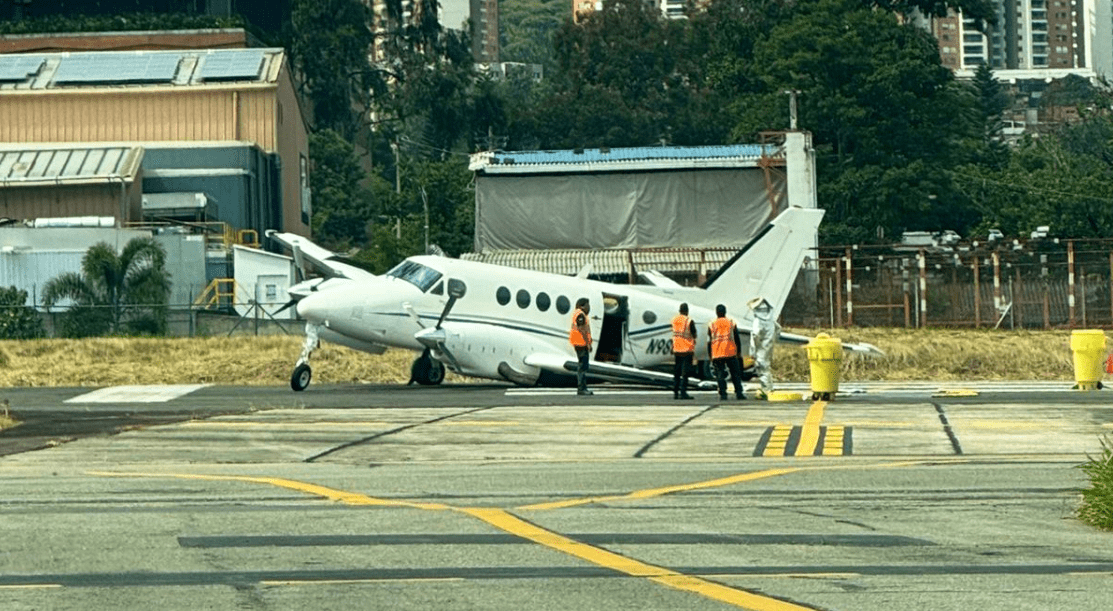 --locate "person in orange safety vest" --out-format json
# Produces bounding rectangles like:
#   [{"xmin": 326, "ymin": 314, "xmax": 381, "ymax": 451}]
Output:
[
  {"xmin": 569, "ymin": 297, "xmax": 593, "ymax": 396},
  {"xmin": 671, "ymin": 303, "xmax": 697, "ymax": 400},
  {"xmin": 707, "ymin": 304, "xmax": 745, "ymax": 400}
]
